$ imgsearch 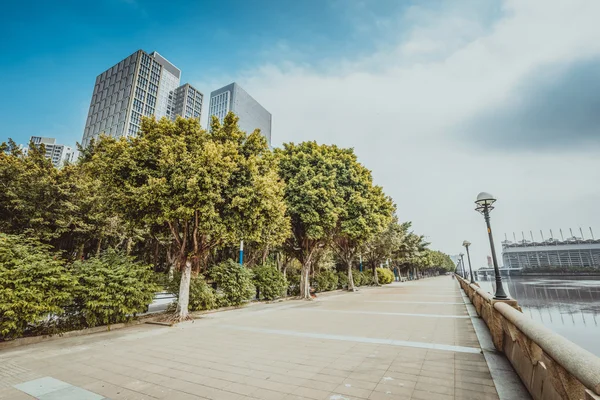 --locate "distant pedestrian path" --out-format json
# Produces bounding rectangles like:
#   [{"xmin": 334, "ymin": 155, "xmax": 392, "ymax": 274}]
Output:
[{"xmin": 1, "ymin": 276, "xmax": 503, "ymax": 400}]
